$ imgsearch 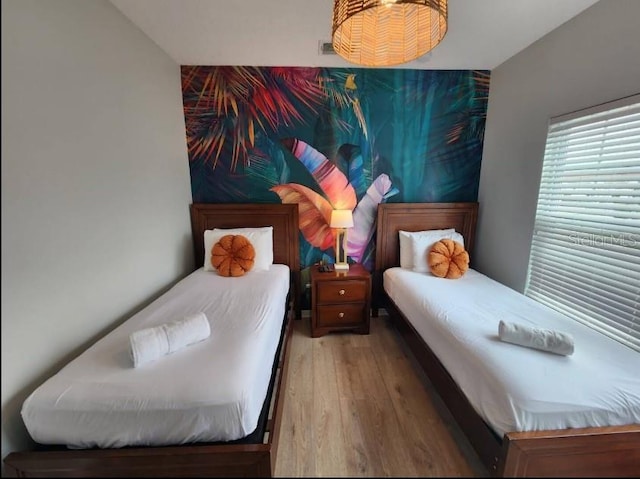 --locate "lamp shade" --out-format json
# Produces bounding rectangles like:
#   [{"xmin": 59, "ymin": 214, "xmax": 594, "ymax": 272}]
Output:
[
  {"xmin": 330, "ymin": 209, "xmax": 354, "ymax": 228},
  {"xmin": 332, "ymin": 0, "xmax": 448, "ymax": 67}
]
